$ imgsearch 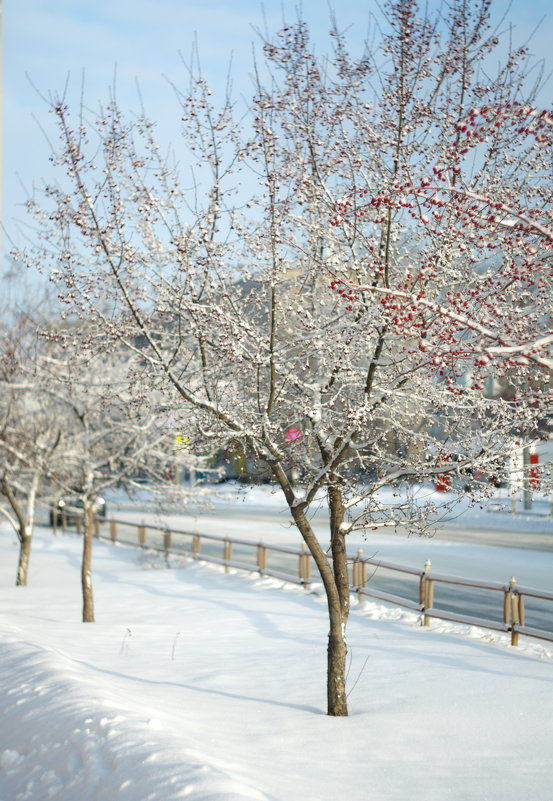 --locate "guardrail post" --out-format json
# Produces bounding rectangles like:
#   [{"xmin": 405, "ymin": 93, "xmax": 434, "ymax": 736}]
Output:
[
  {"xmin": 163, "ymin": 530, "xmax": 172, "ymax": 552},
  {"xmin": 503, "ymin": 580, "xmax": 511, "ymax": 627},
  {"xmin": 354, "ymin": 549, "xmax": 366, "ymax": 601},
  {"xmin": 138, "ymin": 522, "xmax": 146, "ymax": 546},
  {"xmin": 223, "ymin": 539, "xmax": 232, "ymax": 572},
  {"xmin": 423, "ymin": 559, "xmax": 433, "ymax": 626},
  {"xmin": 257, "ymin": 543, "xmax": 267, "ymax": 572},
  {"xmin": 110, "ymin": 520, "xmax": 117, "ymax": 543},
  {"xmin": 299, "ymin": 543, "xmax": 310, "ymax": 583},
  {"xmin": 518, "ymin": 593, "xmax": 525, "ymax": 628},
  {"xmin": 509, "ymin": 576, "xmax": 520, "ymax": 646},
  {"xmin": 76, "ymin": 515, "xmax": 83, "ymax": 534},
  {"xmin": 192, "ymin": 534, "xmax": 201, "ymax": 557}
]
